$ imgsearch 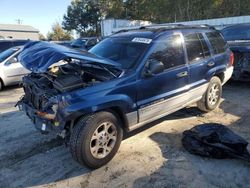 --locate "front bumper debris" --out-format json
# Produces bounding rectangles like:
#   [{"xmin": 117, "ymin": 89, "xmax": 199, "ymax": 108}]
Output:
[{"xmin": 17, "ymin": 101, "xmax": 62, "ymax": 134}]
